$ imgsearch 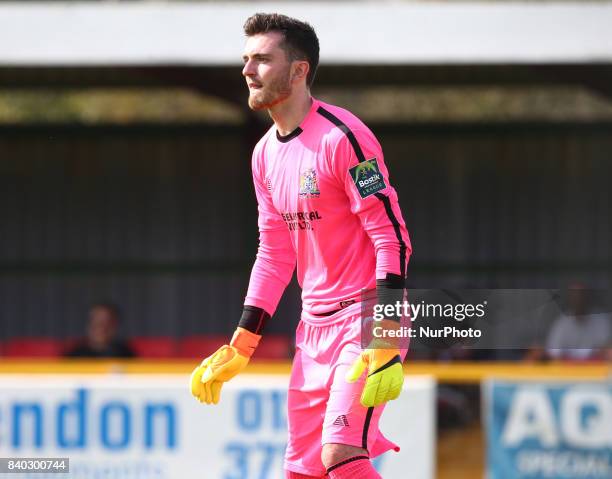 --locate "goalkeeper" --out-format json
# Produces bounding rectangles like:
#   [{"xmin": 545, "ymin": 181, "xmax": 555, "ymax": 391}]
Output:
[{"xmin": 190, "ymin": 13, "xmax": 411, "ymax": 479}]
